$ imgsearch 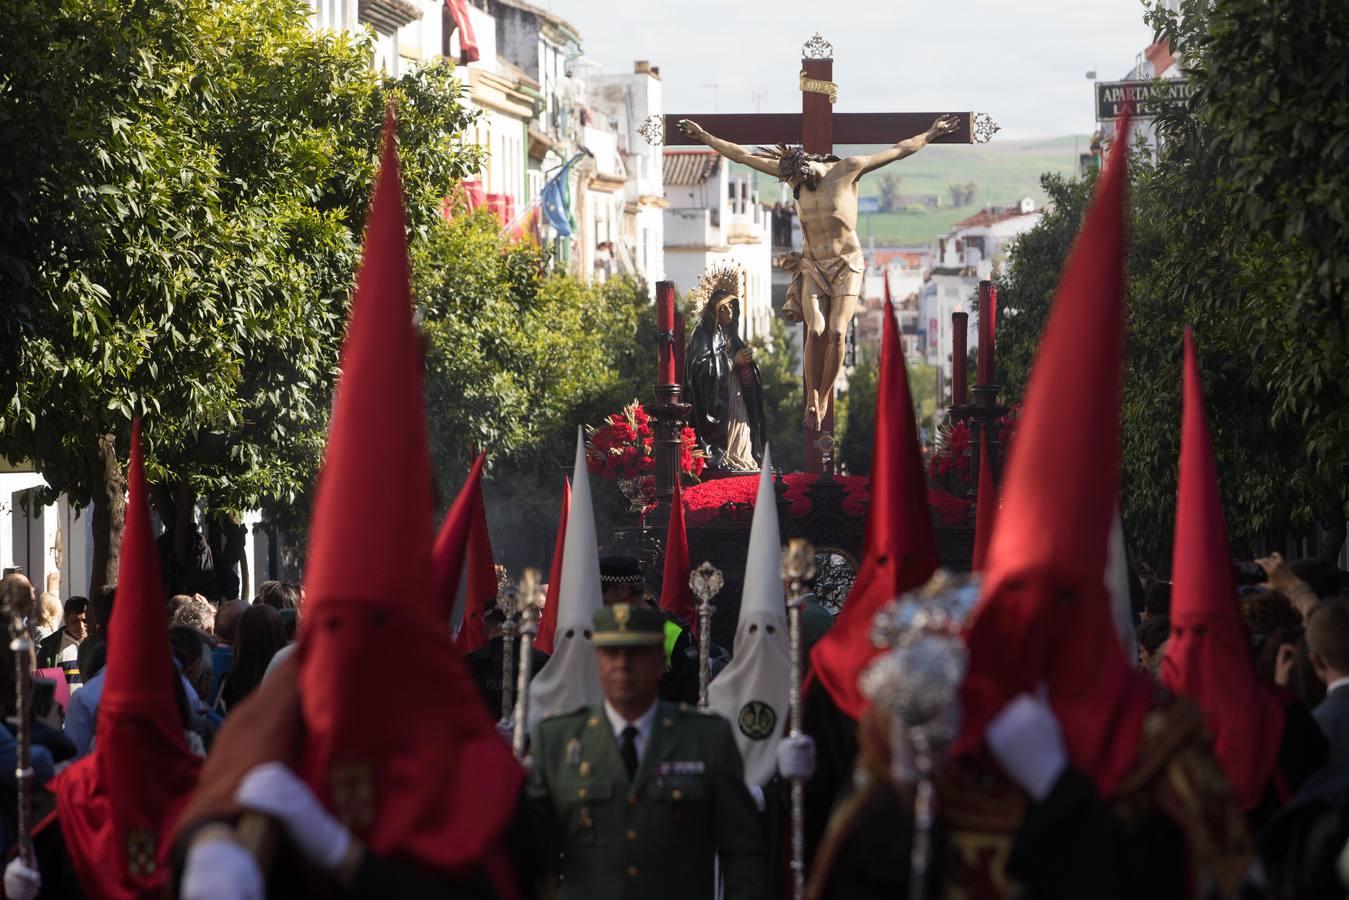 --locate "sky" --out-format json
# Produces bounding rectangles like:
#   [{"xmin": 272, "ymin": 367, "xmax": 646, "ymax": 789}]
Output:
[{"xmin": 553, "ymin": 0, "xmax": 1159, "ymax": 140}]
